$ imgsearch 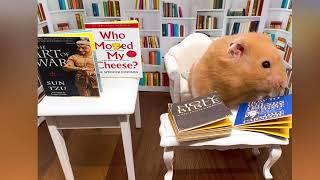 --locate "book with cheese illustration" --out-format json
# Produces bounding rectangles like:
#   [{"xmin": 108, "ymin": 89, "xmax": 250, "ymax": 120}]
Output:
[
  {"xmin": 168, "ymin": 92, "xmax": 233, "ymax": 142},
  {"xmin": 234, "ymin": 94, "xmax": 292, "ymax": 138}
]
